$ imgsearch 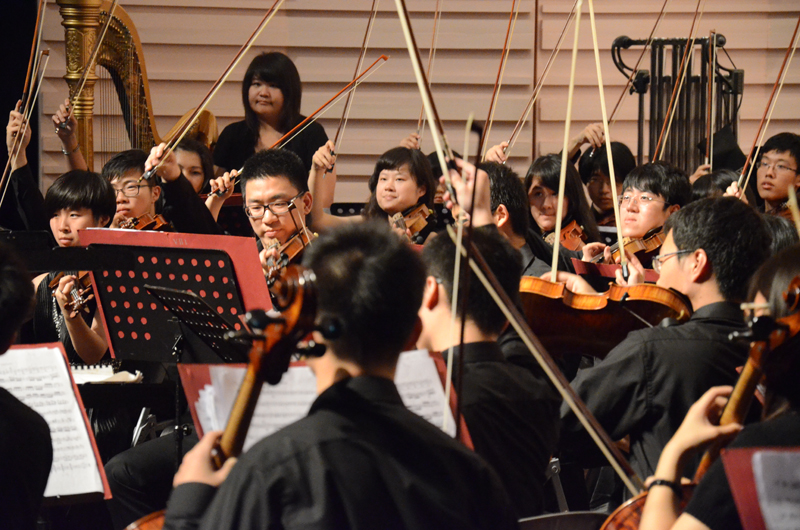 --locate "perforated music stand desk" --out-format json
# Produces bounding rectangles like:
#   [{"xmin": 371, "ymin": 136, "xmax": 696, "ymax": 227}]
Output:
[{"xmin": 78, "ymin": 229, "xmax": 270, "ymax": 363}]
